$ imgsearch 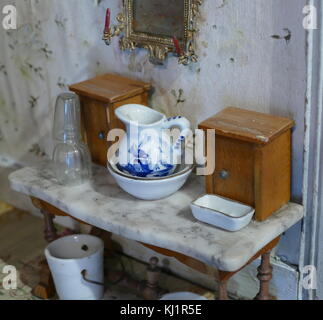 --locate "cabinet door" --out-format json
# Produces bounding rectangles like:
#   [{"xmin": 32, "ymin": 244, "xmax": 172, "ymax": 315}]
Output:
[
  {"xmin": 213, "ymin": 136, "xmax": 255, "ymax": 206},
  {"xmin": 254, "ymin": 130, "xmax": 291, "ymax": 221},
  {"xmin": 80, "ymin": 97, "xmax": 109, "ymax": 166}
]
